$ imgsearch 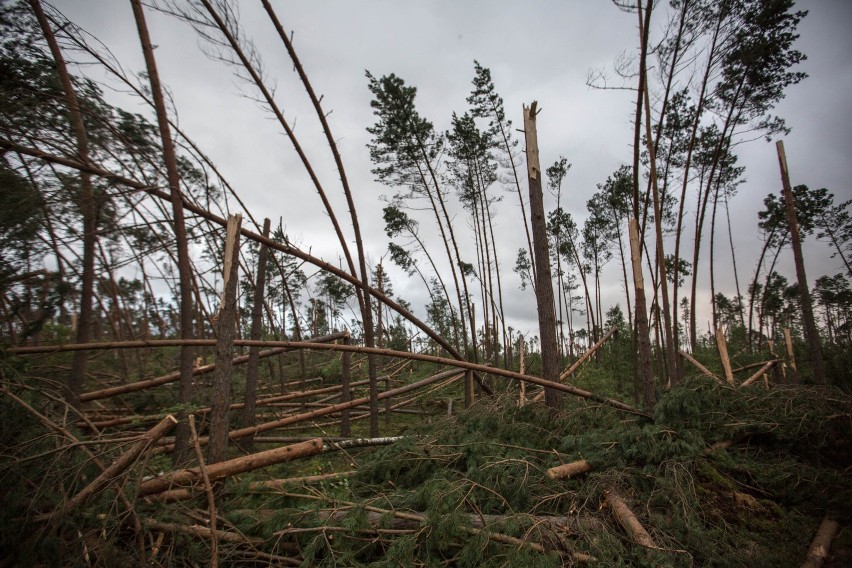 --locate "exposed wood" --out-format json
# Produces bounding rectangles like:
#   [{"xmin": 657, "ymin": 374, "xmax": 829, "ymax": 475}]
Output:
[
  {"xmin": 523, "ymin": 101, "xmax": 562, "ymax": 409},
  {"xmin": 546, "ymin": 459, "xmax": 592, "ymax": 480},
  {"xmin": 49, "ymin": 415, "xmax": 176, "ymax": 518},
  {"xmin": 209, "ymin": 214, "xmax": 242, "ymax": 464},
  {"xmin": 0, "ymin": 138, "xmax": 488, "ymax": 382},
  {"xmin": 783, "ymin": 327, "xmax": 799, "ymax": 375},
  {"xmin": 678, "ymin": 350, "xmax": 725, "ymax": 384},
  {"xmin": 777, "ymin": 141, "xmax": 825, "ymax": 384},
  {"xmin": 138, "ymin": 439, "xmax": 324, "ymax": 496},
  {"xmin": 604, "ymin": 489, "xmax": 658, "ymax": 549},
  {"xmin": 715, "ymin": 327, "xmax": 734, "ymax": 385},
  {"xmin": 801, "ymin": 516, "xmax": 839, "ymax": 568},
  {"xmin": 739, "ymin": 360, "xmax": 779, "ymax": 388}
]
